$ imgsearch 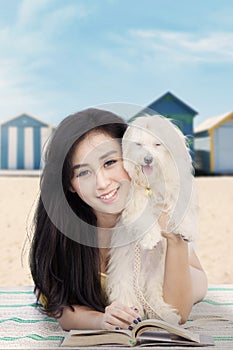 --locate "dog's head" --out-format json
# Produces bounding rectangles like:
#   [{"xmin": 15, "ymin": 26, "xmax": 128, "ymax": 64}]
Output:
[
  {"xmin": 122, "ymin": 124, "xmax": 166, "ymax": 179},
  {"xmin": 122, "ymin": 115, "xmax": 192, "ymax": 185}
]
